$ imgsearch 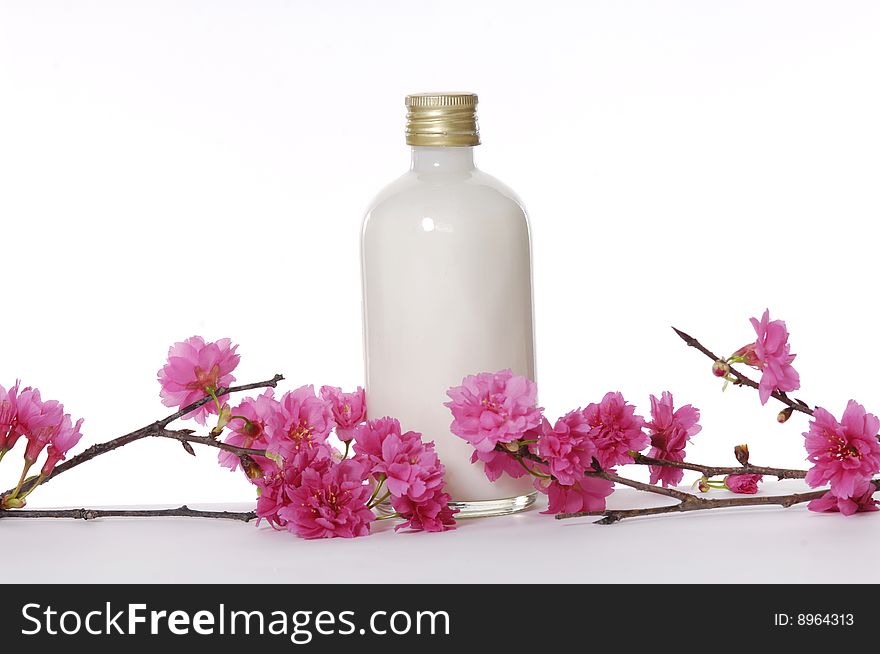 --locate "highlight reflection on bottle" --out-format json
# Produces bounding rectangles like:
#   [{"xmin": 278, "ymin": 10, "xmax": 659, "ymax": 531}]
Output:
[{"xmin": 361, "ymin": 93, "xmax": 537, "ymax": 517}]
